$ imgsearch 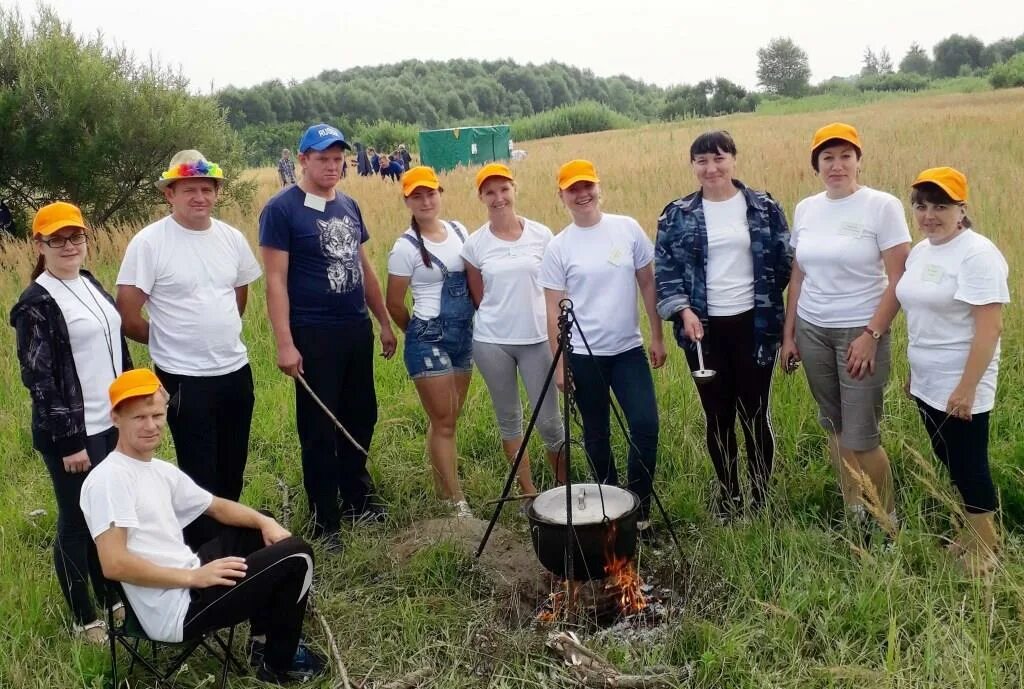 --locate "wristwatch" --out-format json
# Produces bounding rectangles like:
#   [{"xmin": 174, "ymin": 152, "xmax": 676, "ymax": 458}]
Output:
[{"xmin": 864, "ymin": 326, "xmax": 882, "ymax": 340}]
